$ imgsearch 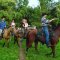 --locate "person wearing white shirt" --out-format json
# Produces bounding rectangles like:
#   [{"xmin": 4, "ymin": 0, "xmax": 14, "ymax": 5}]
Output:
[
  {"xmin": 11, "ymin": 20, "xmax": 16, "ymax": 28},
  {"xmin": 22, "ymin": 19, "xmax": 28, "ymax": 29}
]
